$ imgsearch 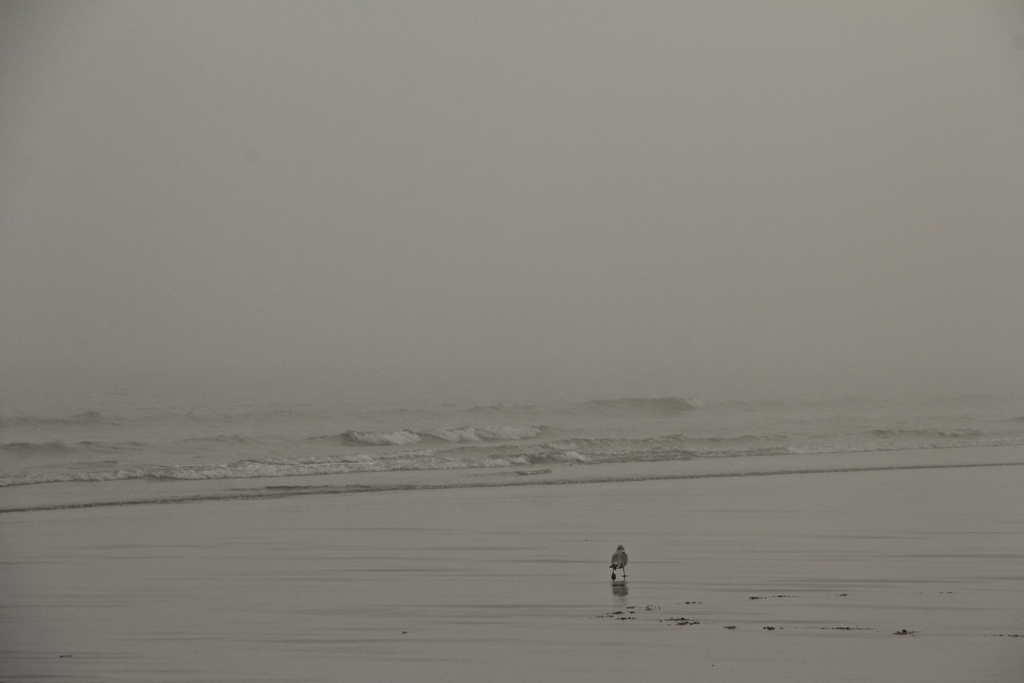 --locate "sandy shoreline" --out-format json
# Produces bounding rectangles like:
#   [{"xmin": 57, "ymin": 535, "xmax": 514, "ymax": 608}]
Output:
[{"xmin": 2, "ymin": 463, "xmax": 1023, "ymax": 682}]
